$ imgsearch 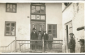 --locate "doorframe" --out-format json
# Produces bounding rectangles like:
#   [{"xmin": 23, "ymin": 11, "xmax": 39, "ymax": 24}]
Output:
[
  {"xmin": 65, "ymin": 20, "xmax": 73, "ymax": 53},
  {"xmin": 30, "ymin": 3, "xmax": 46, "ymax": 40},
  {"xmin": 66, "ymin": 25, "xmax": 68, "ymax": 46}
]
